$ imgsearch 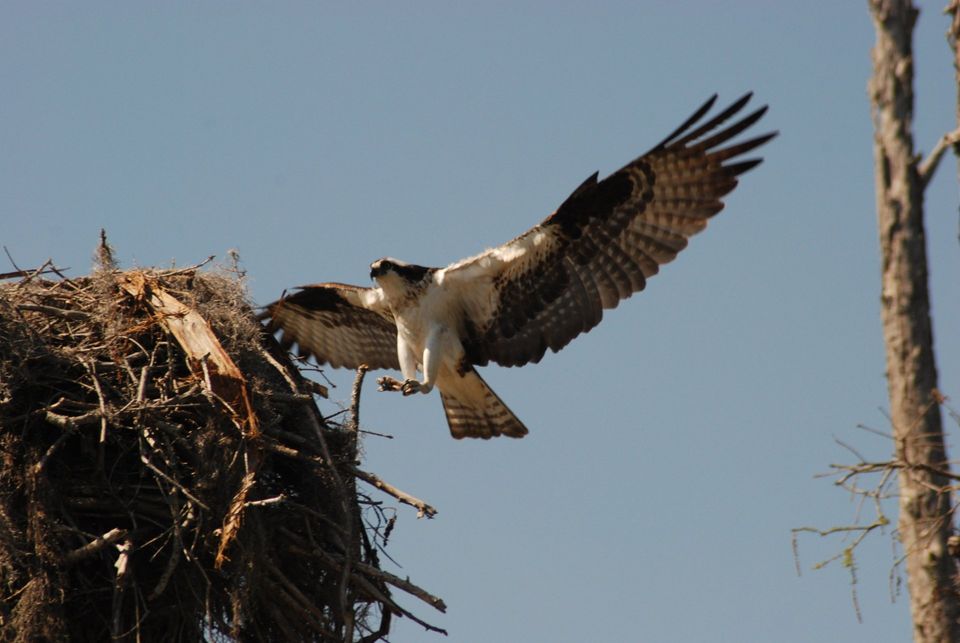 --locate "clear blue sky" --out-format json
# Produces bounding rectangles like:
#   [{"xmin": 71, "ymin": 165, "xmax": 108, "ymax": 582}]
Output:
[{"xmin": 3, "ymin": 3, "xmax": 959, "ymax": 641}]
